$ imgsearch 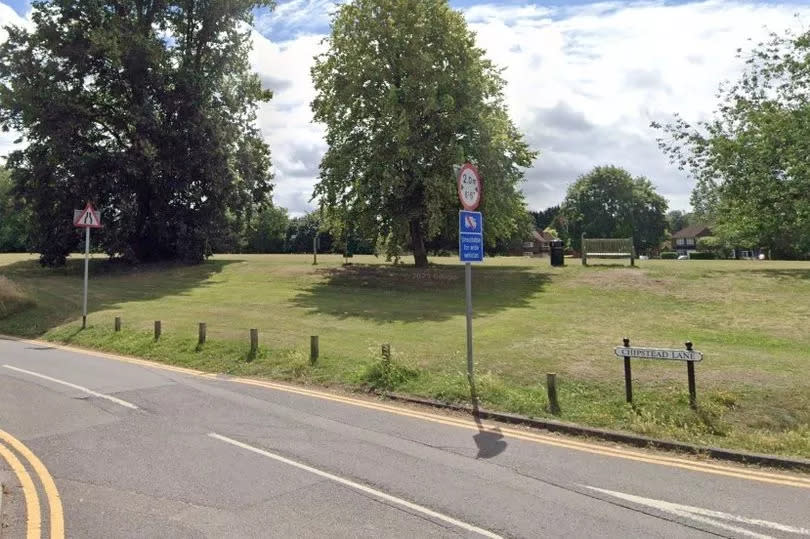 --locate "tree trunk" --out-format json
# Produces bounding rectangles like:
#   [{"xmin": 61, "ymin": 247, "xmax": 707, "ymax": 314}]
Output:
[{"xmin": 409, "ymin": 219, "xmax": 429, "ymax": 267}]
